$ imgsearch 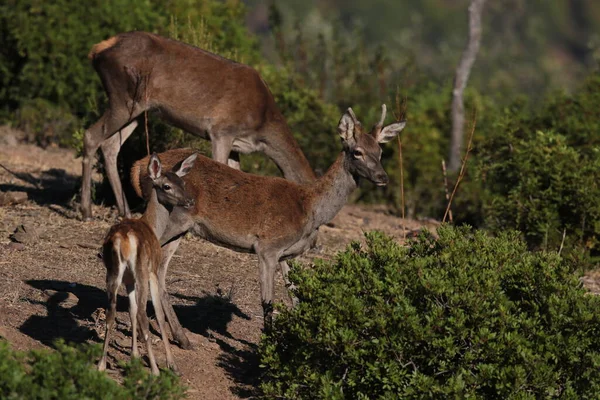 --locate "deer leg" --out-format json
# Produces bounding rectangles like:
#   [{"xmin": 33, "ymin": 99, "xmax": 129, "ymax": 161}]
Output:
[
  {"xmin": 279, "ymin": 261, "xmax": 299, "ymax": 308},
  {"xmin": 256, "ymin": 249, "xmax": 278, "ymax": 329},
  {"xmin": 227, "ymin": 151, "xmax": 241, "ymax": 170},
  {"xmin": 211, "ymin": 135, "xmax": 234, "ymax": 165},
  {"xmin": 136, "ymin": 276, "xmax": 159, "ymax": 375},
  {"xmin": 98, "ymin": 267, "xmax": 122, "ymax": 372},
  {"xmin": 125, "ymin": 281, "xmax": 140, "ymax": 359},
  {"xmin": 100, "ymin": 121, "xmax": 138, "ymax": 218},
  {"xmin": 158, "ymin": 237, "xmax": 192, "ymax": 349},
  {"xmin": 150, "ymin": 272, "xmax": 179, "ymax": 373},
  {"xmin": 81, "ymin": 107, "xmax": 142, "ymax": 220}
]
